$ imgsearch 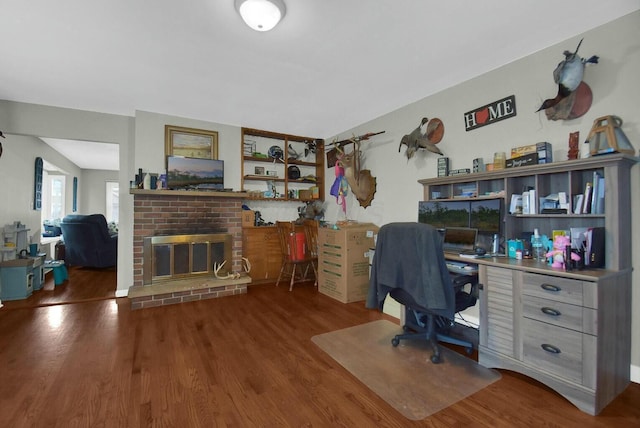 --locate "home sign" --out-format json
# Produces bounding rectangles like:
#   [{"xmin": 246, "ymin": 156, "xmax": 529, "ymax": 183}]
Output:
[{"xmin": 464, "ymin": 95, "xmax": 516, "ymax": 131}]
